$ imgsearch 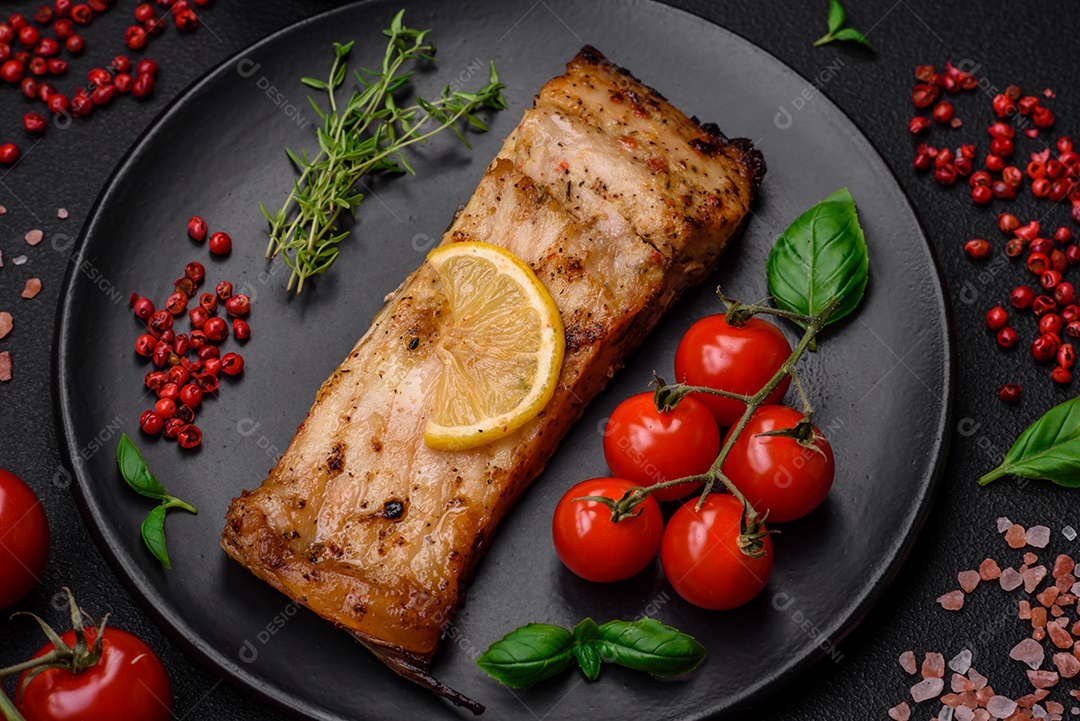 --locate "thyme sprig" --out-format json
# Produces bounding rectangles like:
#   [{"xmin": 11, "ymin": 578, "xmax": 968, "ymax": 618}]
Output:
[{"xmin": 262, "ymin": 10, "xmax": 507, "ymax": 294}]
